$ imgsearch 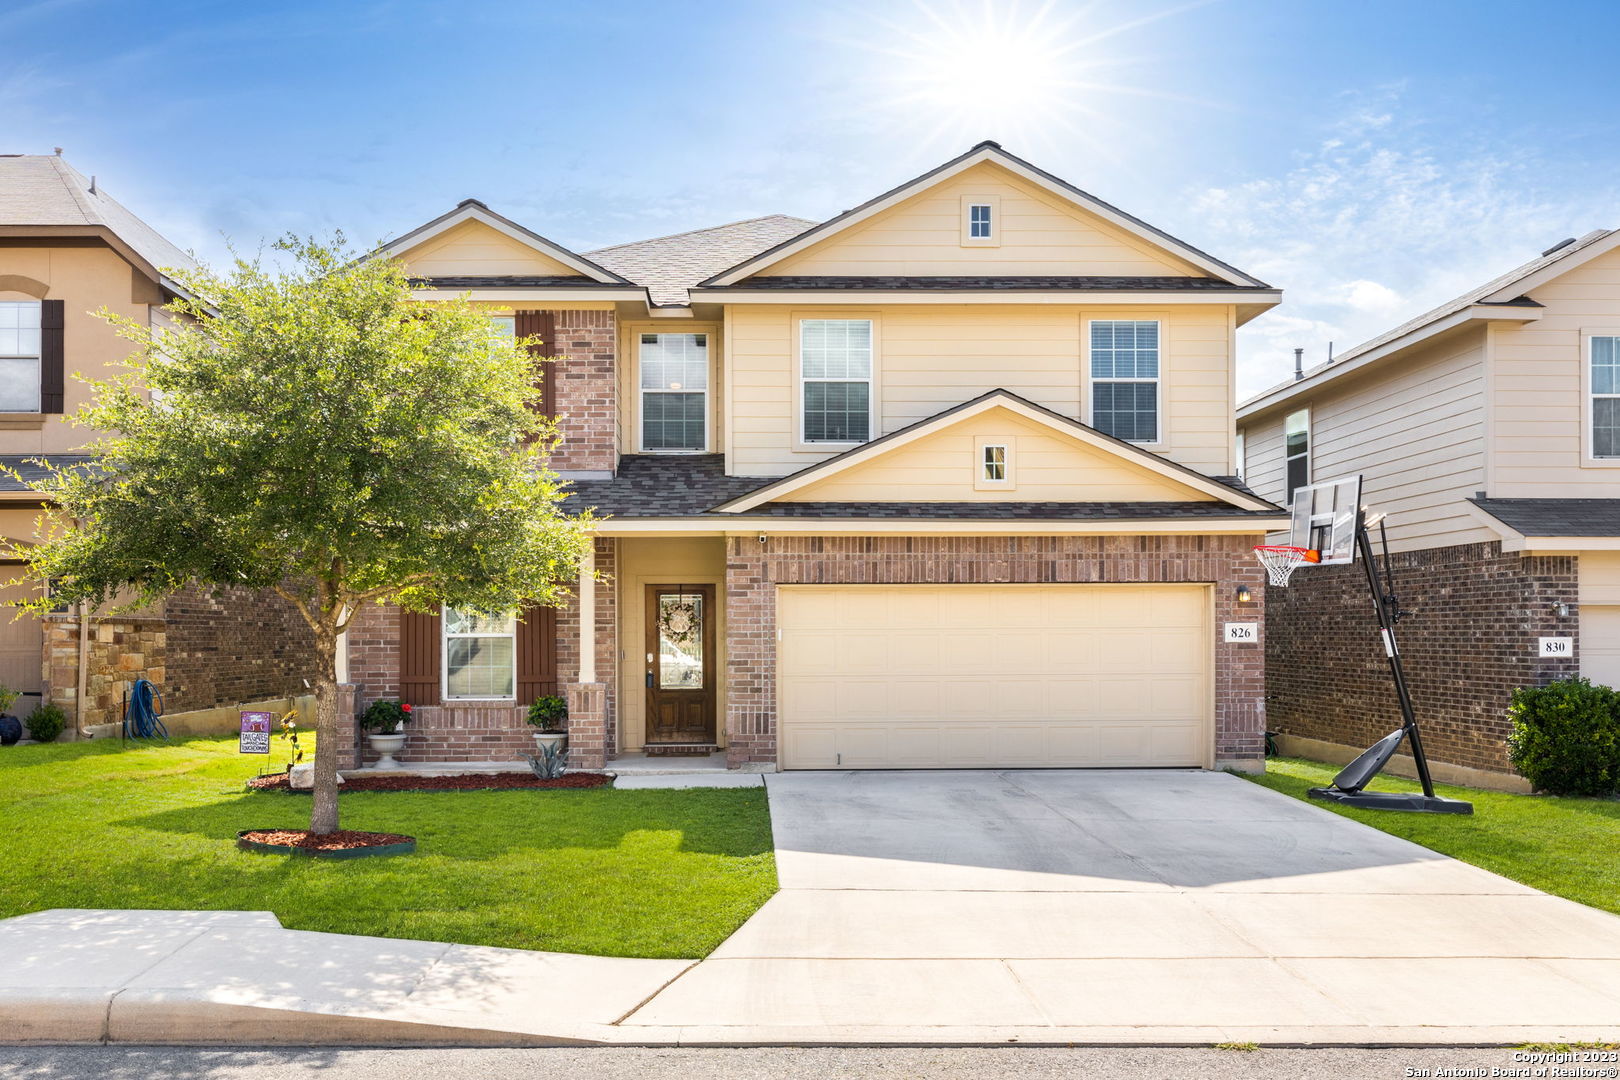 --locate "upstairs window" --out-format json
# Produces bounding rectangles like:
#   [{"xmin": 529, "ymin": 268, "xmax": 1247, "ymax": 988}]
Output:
[
  {"xmin": 1592, "ymin": 336, "xmax": 1620, "ymax": 458},
  {"xmin": 801, "ymin": 319, "xmax": 872, "ymax": 443},
  {"xmin": 0, "ymin": 301, "xmax": 41, "ymax": 412},
  {"xmin": 443, "ymin": 607, "xmax": 516, "ymax": 700},
  {"xmin": 982, "ymin": 443, "xmax": 1007, "ymax": 481},
  {"xmin": 961, "ymin": 195, "xmax": 1000, "ymax": 246},
  {"xmin": 1285, "ymin": 409, "xmax": 1311, "ymax": 503},
  {"xmin": 968, "ymin": 204, "xmax": 992, "ymax": 239},
  {"xmin": 640, "ymin": 333, "xmax": 708, "ymax": 451},
  {"xmin": 1089, "ymin": 320, "xmax": 1159, "ymax": 442},
  {"xmin": 975, "ymin": 437, "xmax": 1015, "ymax": 489}
]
